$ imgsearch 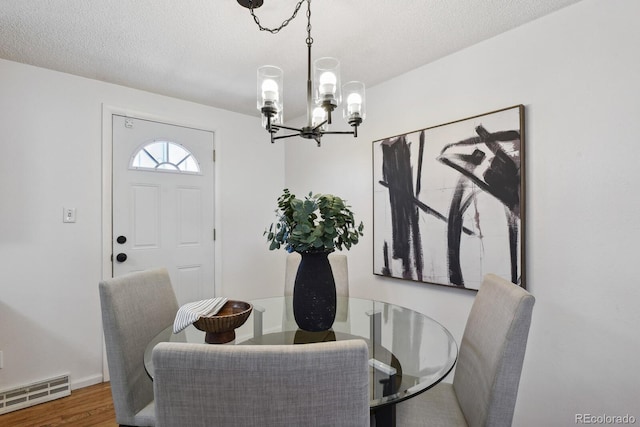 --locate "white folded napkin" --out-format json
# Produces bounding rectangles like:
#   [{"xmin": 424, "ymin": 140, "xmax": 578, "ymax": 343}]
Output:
[{"xmin": 173, "ymin": 297, "xmax": 228, "ymax": 333}]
